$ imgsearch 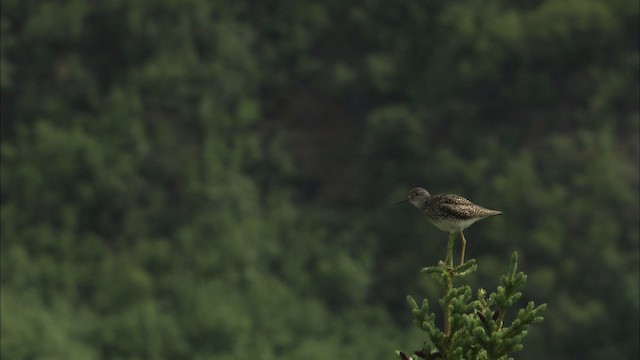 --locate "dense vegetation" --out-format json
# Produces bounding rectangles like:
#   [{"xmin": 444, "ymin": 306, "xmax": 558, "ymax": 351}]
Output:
[{"xmin": 1, "ymin": 0, "xmax": 638, "ymax": 359}]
